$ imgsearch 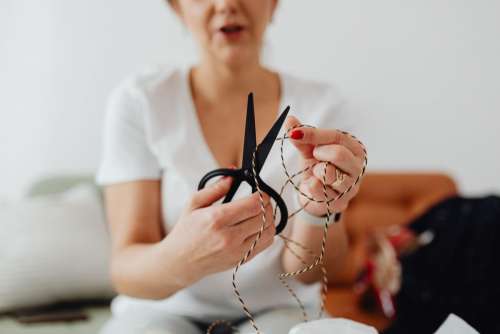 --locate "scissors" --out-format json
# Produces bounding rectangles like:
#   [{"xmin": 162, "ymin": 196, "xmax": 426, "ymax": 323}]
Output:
[{"xmin": 198, "ymin": 93, "xmax": 290, "ymax": 235}]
